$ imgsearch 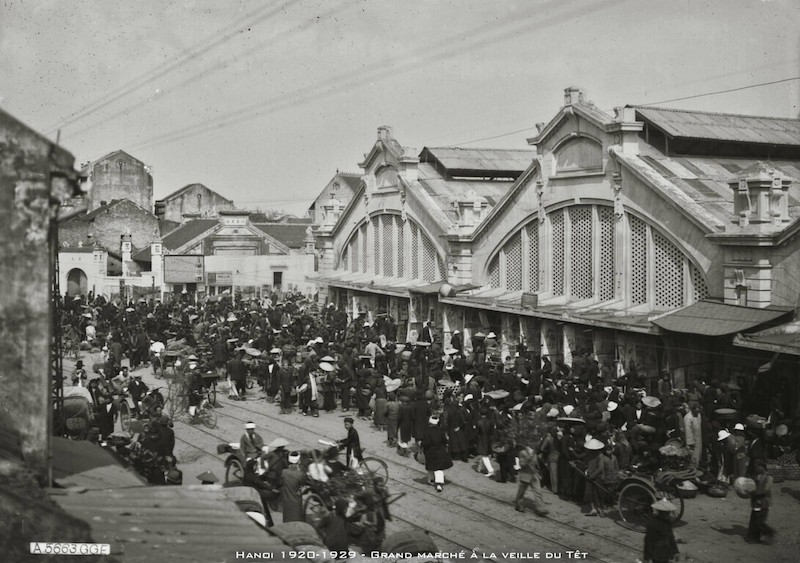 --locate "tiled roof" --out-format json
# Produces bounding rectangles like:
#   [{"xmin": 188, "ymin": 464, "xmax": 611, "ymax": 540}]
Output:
[
  {"xmin": 253, "ymin": 223, "xmax": 309, "ymax": 248},
  {"xmin": 421, "ymin": 146, "xmax": 534, "ymax": 176},
  {"xmin": 651, "ymin": 301, "xmax": 793, "ymax": 336},
  {"xmin": 51, "ymin": 485, "xmax": 291, "ymax": 562},
  {"xmin": 51, "ymin": 437, "xmax": 145, "ymax": 489},
  {"xmin": 634, "ymin": 106, "xmax": 800, "ymax": 146},
  {"xmin": 338, "ymin": 173, "xmax": 362, "ymax": 190},
  {"xmin": 132, "ymin": 218, "xmax": 219, "ymax": 263}
]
